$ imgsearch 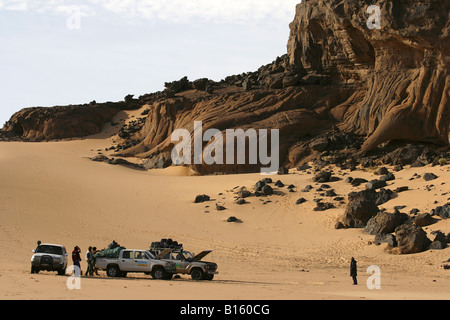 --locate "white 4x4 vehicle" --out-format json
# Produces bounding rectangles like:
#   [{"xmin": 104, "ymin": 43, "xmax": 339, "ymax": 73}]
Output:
[
  {"xmin": 31, "ymin": 243, "xmax": 68, "ymax": 275},
  {"xmin": 94, "ymin": 248, "xmax": 176, "ymax": 280}
]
